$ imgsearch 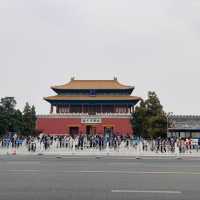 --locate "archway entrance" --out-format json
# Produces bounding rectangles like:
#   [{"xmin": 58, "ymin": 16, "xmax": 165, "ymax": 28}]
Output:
[
  {"xmin": 86, "ymin": 125, "xmax": 96, "ymax": 136},
  {"xmin": 69, "ymin": 127, "xmax": 79, "ymax": 138},
  {"xmin": 104, "ymin": 127, "xmax": 113, "ymax": 138}
]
